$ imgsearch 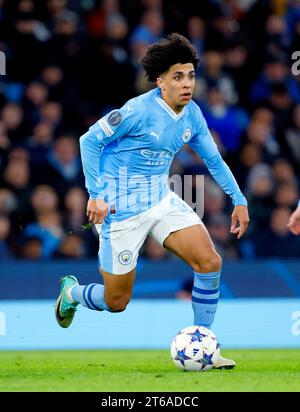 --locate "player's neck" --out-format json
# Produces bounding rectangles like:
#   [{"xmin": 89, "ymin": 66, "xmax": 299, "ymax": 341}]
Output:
[
  {"xmin": 161, "ymin": 92, "xmax": 184, "ymax": 115},
  {"xmin": 163, "ymin": 97, "xmax": 184, "ymax": 114}
]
